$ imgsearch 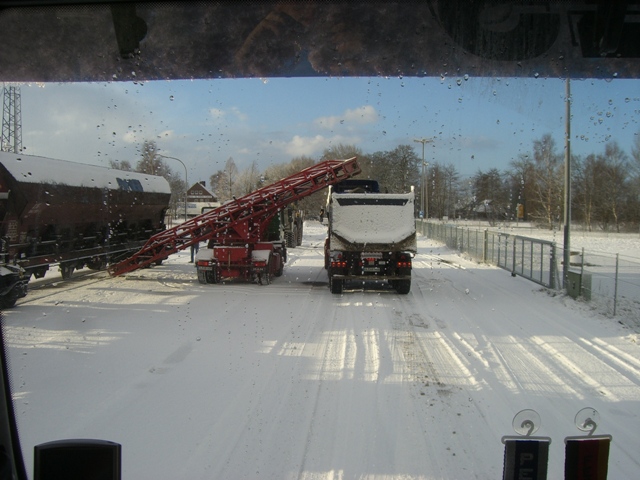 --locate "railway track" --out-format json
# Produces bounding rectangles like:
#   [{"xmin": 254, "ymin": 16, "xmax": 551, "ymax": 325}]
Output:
[{"xmin": 16, "ymin": 268, "xmax": 110, "ymax": 306}]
